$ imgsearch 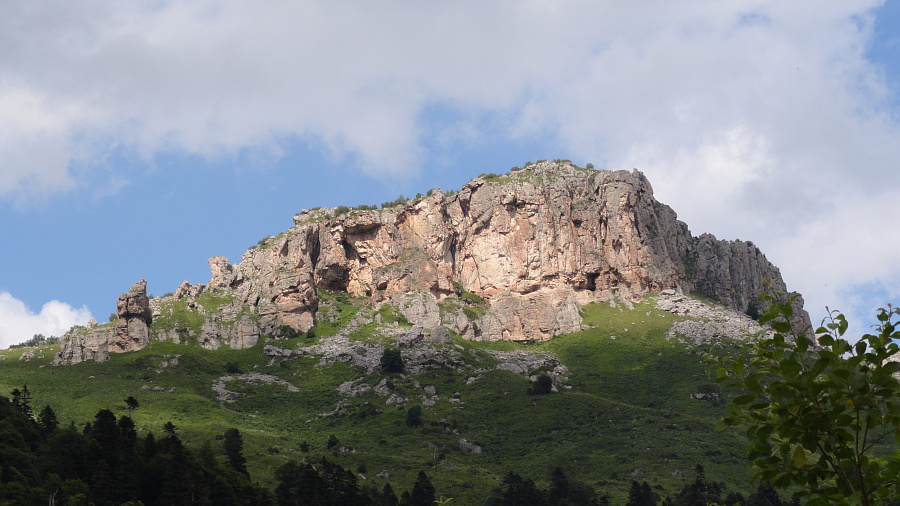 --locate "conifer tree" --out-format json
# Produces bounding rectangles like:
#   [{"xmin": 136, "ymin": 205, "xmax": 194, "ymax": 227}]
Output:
[{"xmin": 223, "ymin": 428, "xmax": 249, "ymax": 476}]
